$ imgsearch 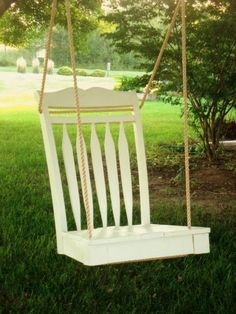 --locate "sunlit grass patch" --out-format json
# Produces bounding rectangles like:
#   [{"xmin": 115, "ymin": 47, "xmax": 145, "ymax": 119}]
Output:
[{"xmin": 0, "ymin": 94, "xmax": 36, "ymax": 112}]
